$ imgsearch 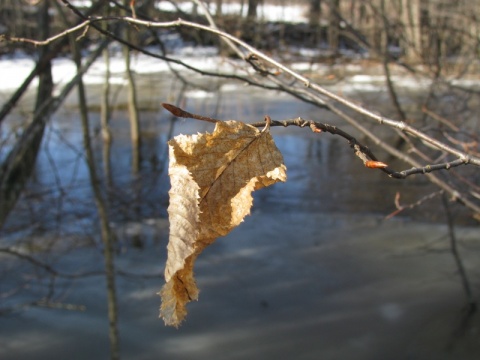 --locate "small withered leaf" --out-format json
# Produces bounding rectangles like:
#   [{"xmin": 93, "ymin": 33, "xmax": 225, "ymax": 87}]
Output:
[{"xmin": 159, "ymin": 120, "xmax": 286, "ymax": 327}]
